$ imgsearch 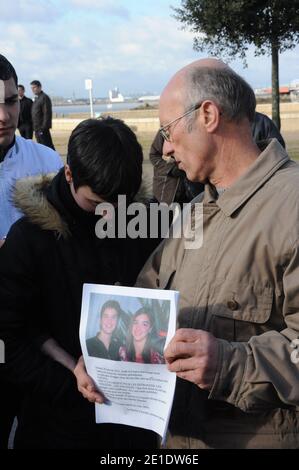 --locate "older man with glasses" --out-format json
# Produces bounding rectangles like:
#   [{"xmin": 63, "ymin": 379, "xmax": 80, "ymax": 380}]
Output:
[
  {"xmin": 136, "ymin": 57, "xmax": 299, "ymax": 449},
  {"xmin": 159, "ymin": 102, "xmax": 203, "ymax": 142},
  {"xmin": 151, "ymin": 96, "xmax": 284, "ymax": 206}
]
